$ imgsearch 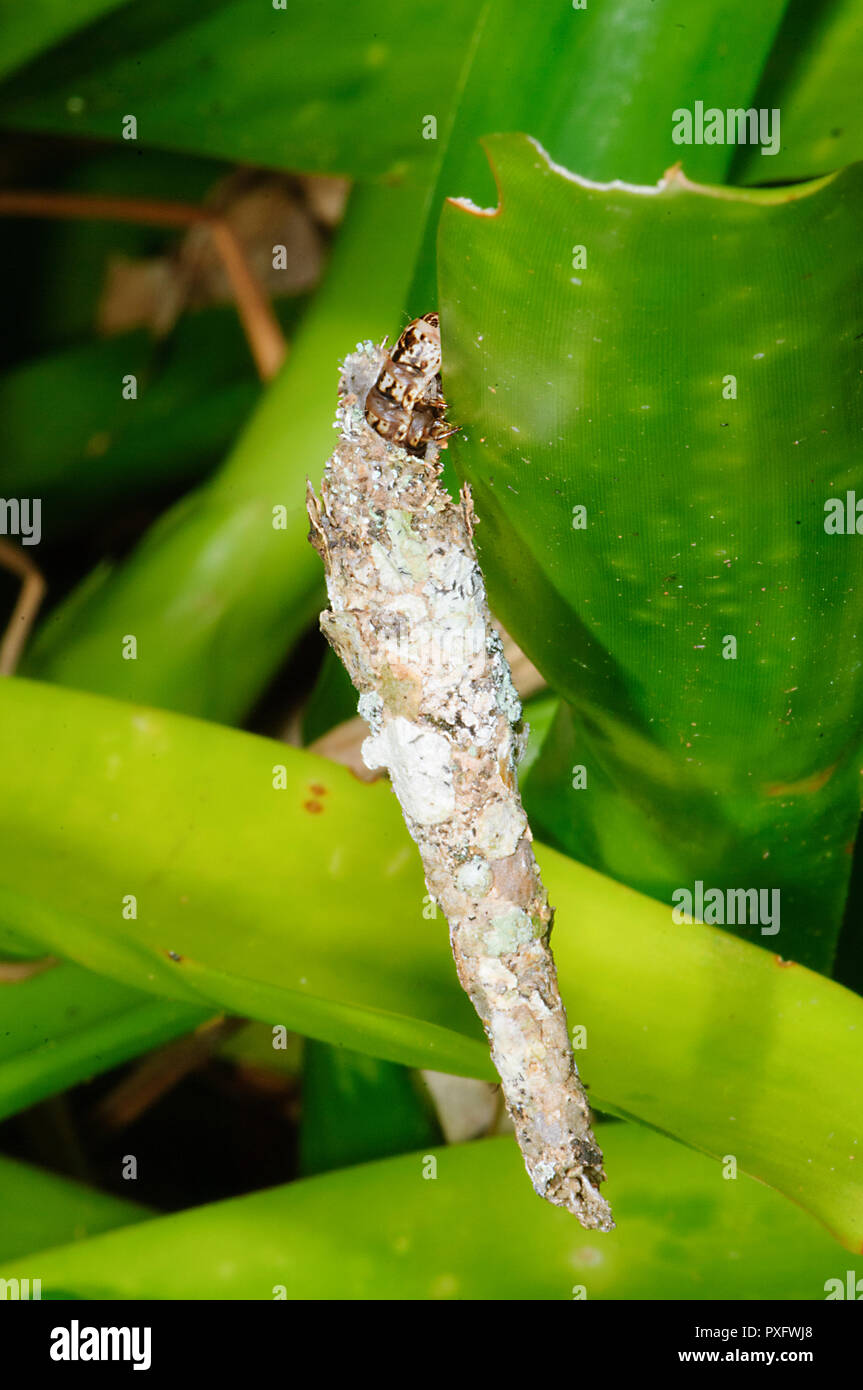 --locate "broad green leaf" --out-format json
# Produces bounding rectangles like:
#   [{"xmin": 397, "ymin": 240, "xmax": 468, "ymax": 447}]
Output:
[
  {"xmin": 19, "ymin": 1, "xmax": 790, "ymax": 723},
  {"xmin": 517, "ymin": 693, "xmax": 560, "ymax": 782},
  {"xmin": 22, "ymin": 178, "xmax": 430, "ymax": 719},
  {"xmin": 299, "ymin": 1043, "xmax": 441, "ymax": 1177},
  {"xmin": 835, "ymin": 836, "xmax": 863, "ymax": 993},
  {"xmin": 0, "ymin": 260, "xmax": 310, "ymax": 523},
  {"xmin": 0, "ymin": 0, "xmax": 475, "ymax": 179},
  {"xmin": 1, "ymin": 677, "xmax": 861, "ymax": 1248},
  {"xmin": 734, "ymin": 0, "xmax": 863, "ymax": 184},
  {"xmin": 407, "ymin": 0, "xmax": 788, "ymax": 308},
  {"xmin": 14, "ymin": 0, "xmax": 490, "ymax": 718},
  {"xmin": 300, "ymin": 646, "xmax": 360, "ymax": 747},
  {"xmin": 0, "ymin": 0, "xmax": 133, "ymax": 83},
  {"xmin": 0, "ymin": 311, "xmax": 264, "ymax": 525},
  {"xmin": 0, "ymin": 678, "xmax": 487, "ymax": 1077},
  {"xmin": 219, "ymin": 1022, "xmax": 302, "ymax": 1077},
  {"xmin": 1, "ymin": 1126, "xmax": 857, "ymax": 1299},
  {"xmin": 0, "ymin": 960, "xmax": 206, "ymax": 1123},
  {"xmin": 0, "ymin": 1, "xmax": 790, "ymax": 188},
  {"xmin": 0, "ymin": 1154, "xmax": 149, "ymax": 1262},
  {"xmin": 438, "ymin": 134, "xmax": 863, "ymax": 972}
]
